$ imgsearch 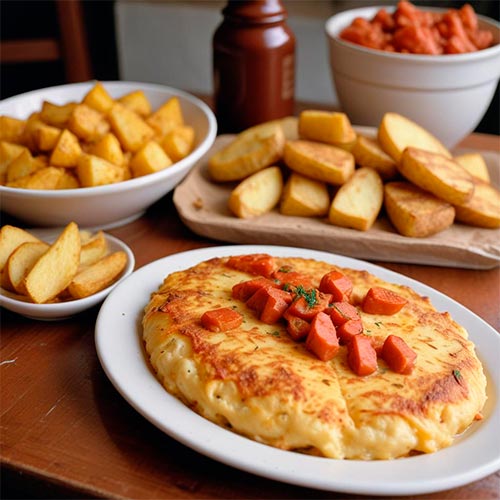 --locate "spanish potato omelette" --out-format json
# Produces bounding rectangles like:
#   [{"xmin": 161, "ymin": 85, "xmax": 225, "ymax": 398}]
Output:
[{"xmin": 142, "ymin": 255, "xmax": 486, "ymax": 460}]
